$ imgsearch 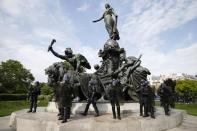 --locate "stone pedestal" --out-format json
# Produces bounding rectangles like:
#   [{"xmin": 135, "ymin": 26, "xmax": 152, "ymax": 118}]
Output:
[
  {"xmin": 46, "ymin": 102, "xmax": 139, "ymax": 114},
  {"xmin": 9, "ymin": 103, "xmax": 186, "ymax": 131}
]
